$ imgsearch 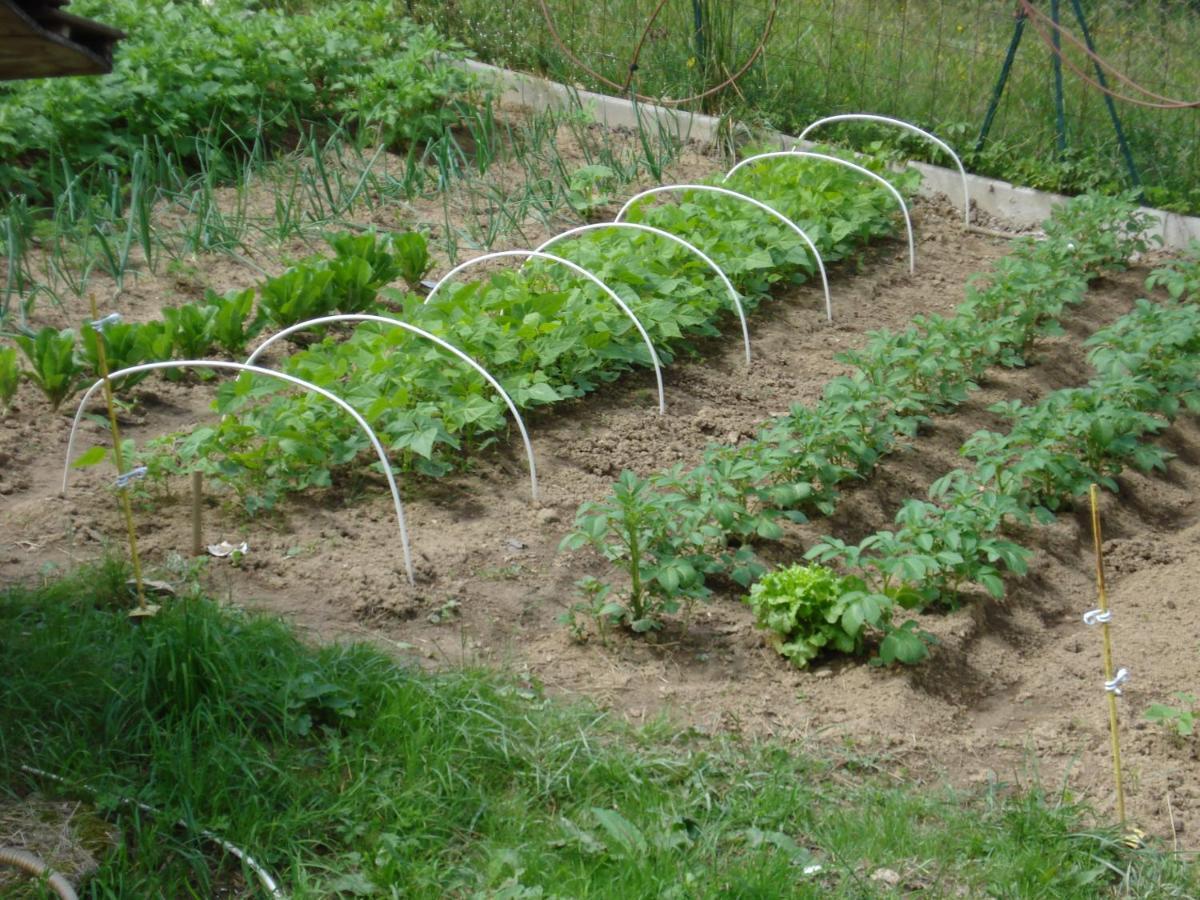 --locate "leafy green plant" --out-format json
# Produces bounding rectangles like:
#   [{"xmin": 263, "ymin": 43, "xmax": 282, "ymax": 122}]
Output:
[
  {"xmin": 744, "ymin": 564, "xmax": 868, "ymax": 668},
  {"xmin": 562, "ymin": 470, "xmax": 711, "ymax": 631},
  {"xmin": 0, "ymin": 1, "xmax": 479, "ymax": 210},
  {"xmin": 78, "ymin": 319, "xmax": 164, "ymax": 390},
  {"xmin": 327, "ymin": 230, "xmax": 404, "ymax": 312},
  {"xmin": 392, "ymin": 230, "xmax": 433, "ymax": 292},
  {"xmin": 746, "ymin": 563, "xmax": 934, "ymax": 668},
  {"xmin": 14, "ymin": 327, "xmax": 84, "ymax": 411},
  {"xmin": 558, "ymin": 575, "xmax": 622, "ymax": 643},
  {"xmin": 1144, "ymin": 693, "xmax": 1197, "ymax": 738},
  {"xmin": 163, "ymin": 303, "xmax": 220, "ymax": 359},
  {"xmin": 206, "ymin": 287, "xmax": 261, "ymax": 356},
  {"xmin": 1145, "ymin": 242, "xmax": 1200, "ymax": 301},
  {"xmin": 566, "ymin": 164, "xmax": 617, "ymax": 218},
  {"xmin": 142, "ymin": 156, "xmax": 918, "ymax": 514},
  {"xmin": 328, "ymin": 25, "xmax": 479, "ymax": 149},
  {"xmin": 1039, "ymin": 191, "xmax": 1155, "ymax": 277},
  {"xmin": 1087, "ymin": 298, "xmax": 1200, "ymax": 421},
  {"xmin": 0, "ymin": 344, "xmax": 21, "ymax": 412},
  {"xmin": 258, "ymin": 266, "xmax": 337, "ymax": 329}
]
